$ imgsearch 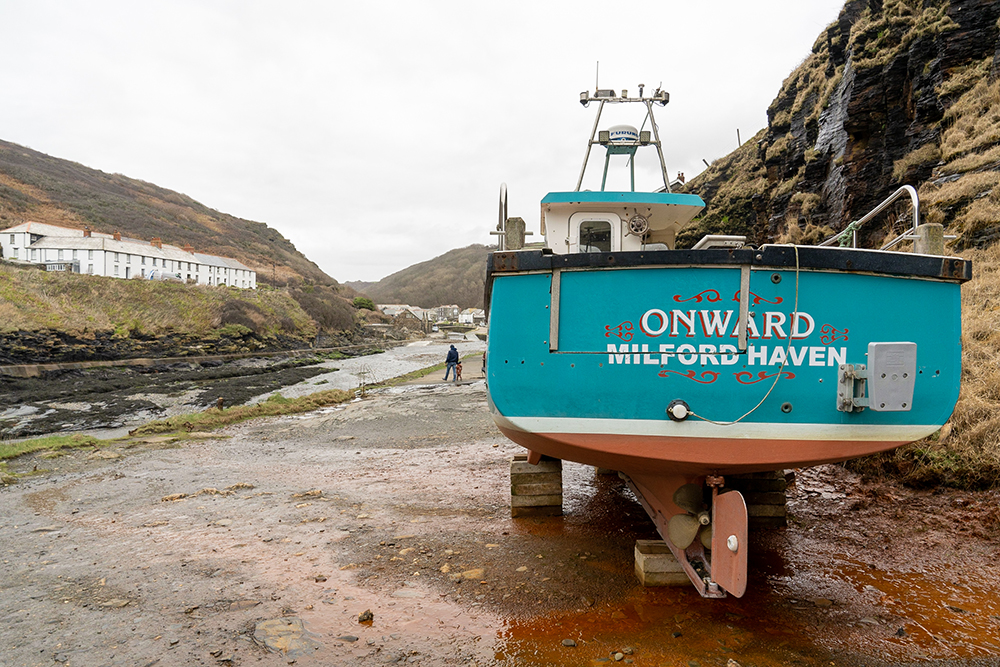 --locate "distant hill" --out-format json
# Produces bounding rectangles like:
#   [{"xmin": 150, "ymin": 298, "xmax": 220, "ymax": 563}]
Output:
[
  {"xmin": 346, "ymin": 244, "xmax": 492, "ymax": 309},
  {"xmin": 0, "ymin": 139, "xmax": 333, "ymax": 287}
]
